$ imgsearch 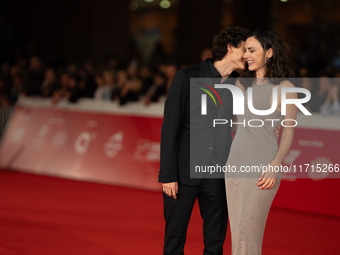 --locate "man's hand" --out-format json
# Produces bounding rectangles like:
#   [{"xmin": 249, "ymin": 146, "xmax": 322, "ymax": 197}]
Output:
[{"xmin": 162, "ymin": 182, "xmax": 178, "ymax": 199}]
